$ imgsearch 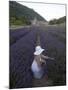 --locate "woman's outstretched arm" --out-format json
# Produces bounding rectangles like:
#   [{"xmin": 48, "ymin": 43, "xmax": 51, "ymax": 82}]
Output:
[{"xmin": 41, "ymin": 54, "xmax": 54, "ymax": 60}]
